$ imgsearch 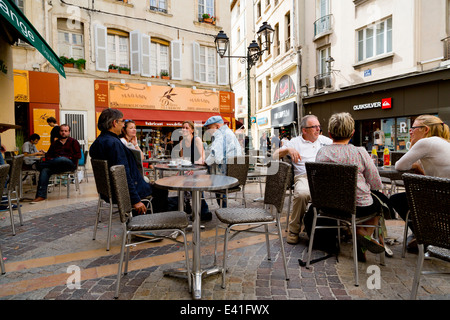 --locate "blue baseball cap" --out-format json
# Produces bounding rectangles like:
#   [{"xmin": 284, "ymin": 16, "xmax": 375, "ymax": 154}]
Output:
[{"xmin": 204, "ymin": 116, "xmax": 224, "ymax": 127}]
